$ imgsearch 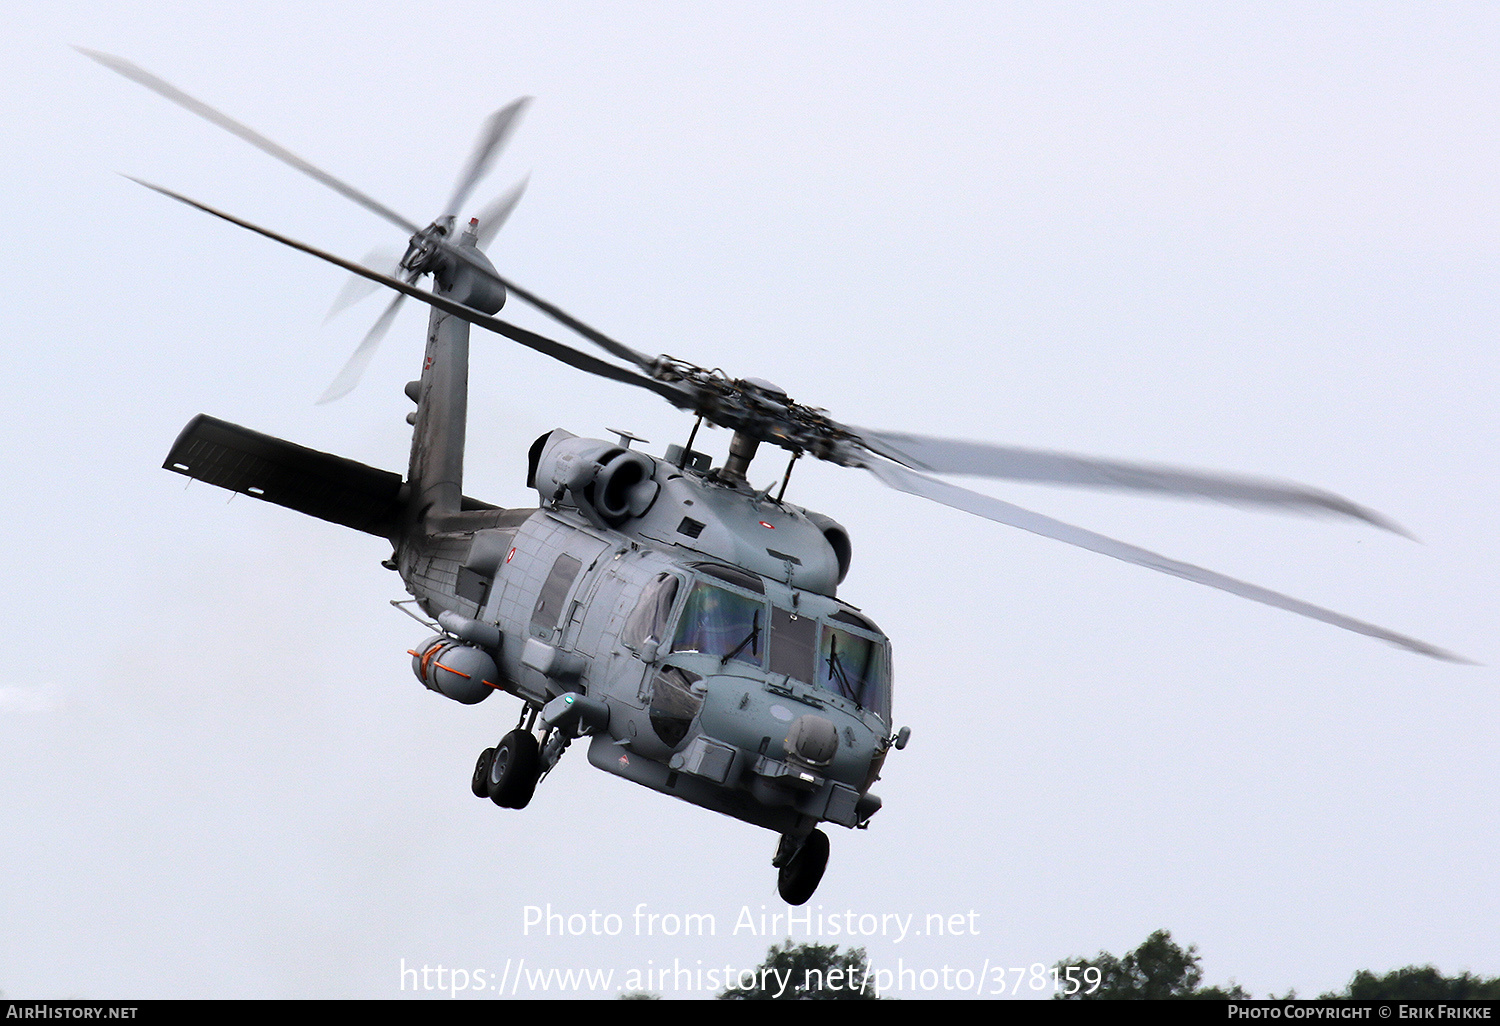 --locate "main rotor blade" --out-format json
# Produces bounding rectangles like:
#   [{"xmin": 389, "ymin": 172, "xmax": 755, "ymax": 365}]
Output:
[
  {"xmin": 79, "ymin": 48, "xmax": 421, "ymax": 235},
  {"xmin": 853, "ymin": 426, "xmax": 1410, "ymax": 537},
  {"xmin": 487, "ymin": 270, "xmax": 658, "ymax": 371},
  {"xmin": 474, "ymin": 177, "xmax": 529, "ymax": 251},
  {"xmin": 319, "ymin": 292, "xmax": 405, "ymax": 404},
  {"xmin": 863, "ymin": 457, "xmax": 1468, "ymax": 663},
  {"xmin": 126, "ymin": 177, "xmax": 689, "ymax": 403},
  {"xmin": 441, "ymin": 98, "xmax": 530, "ymax": 224}
]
